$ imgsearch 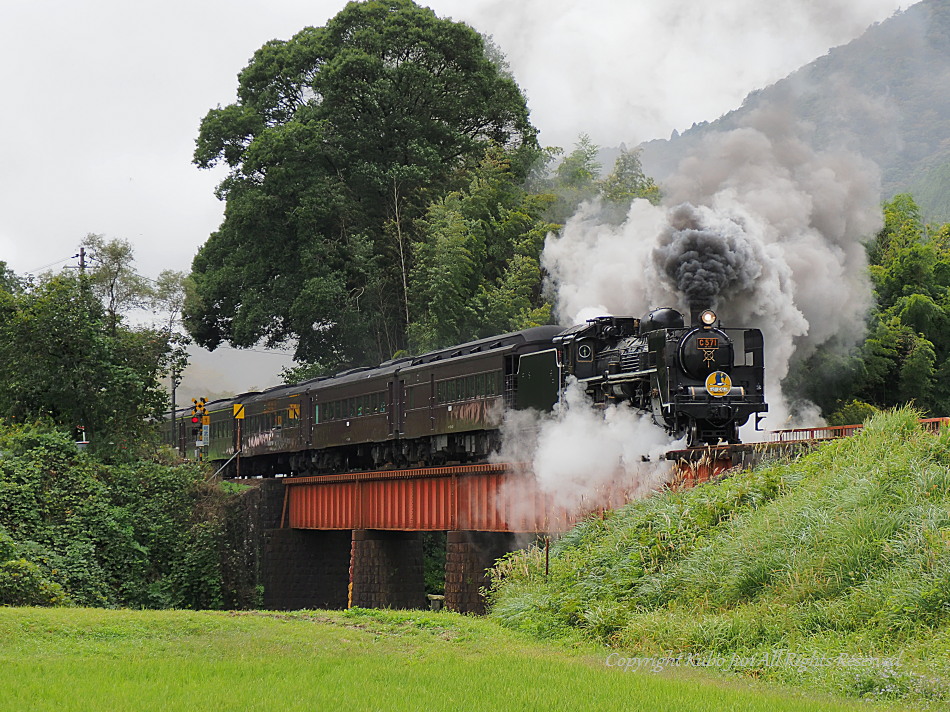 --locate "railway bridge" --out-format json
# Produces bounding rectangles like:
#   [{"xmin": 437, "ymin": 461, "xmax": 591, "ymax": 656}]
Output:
[
  {"xmin": 252, "ymin": 440, "xmax": 792, "ymax": 613},
  {"xmin": 249, "ymin": 420, "xmax": 950, "ymax": 613}
]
